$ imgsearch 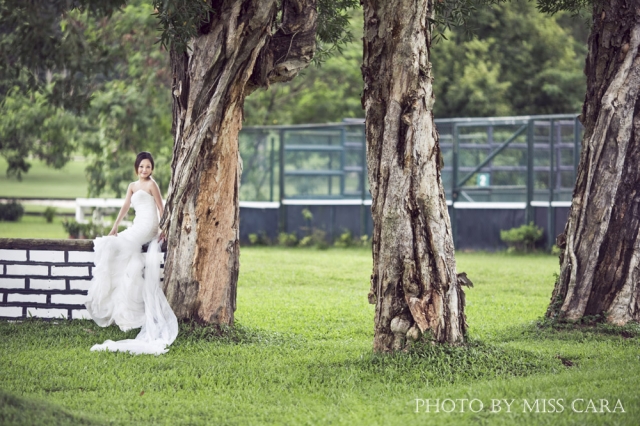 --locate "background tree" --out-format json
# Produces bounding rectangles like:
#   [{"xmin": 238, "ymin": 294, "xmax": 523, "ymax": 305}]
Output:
[
  {"xmin": 79, "ymin": 1, "xmax": 174, "ymax": 196},
  {"xmin": 546, "ymin": 0, "xmax": 640, "ymax": 325},
  {"xmin": 0, "ymin": 0, "xmax": 173, "ymax": 195},
  {"xmin": 0, "ymin": 0, "xmax": 125, "ymax": 178},
  {"xmin": 244, "ymin": 4, "xmax": 589, "ymax": 124},
  {"xmin": 432, "ymin": 0, "xmax": 587, "ymax": 118}
]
